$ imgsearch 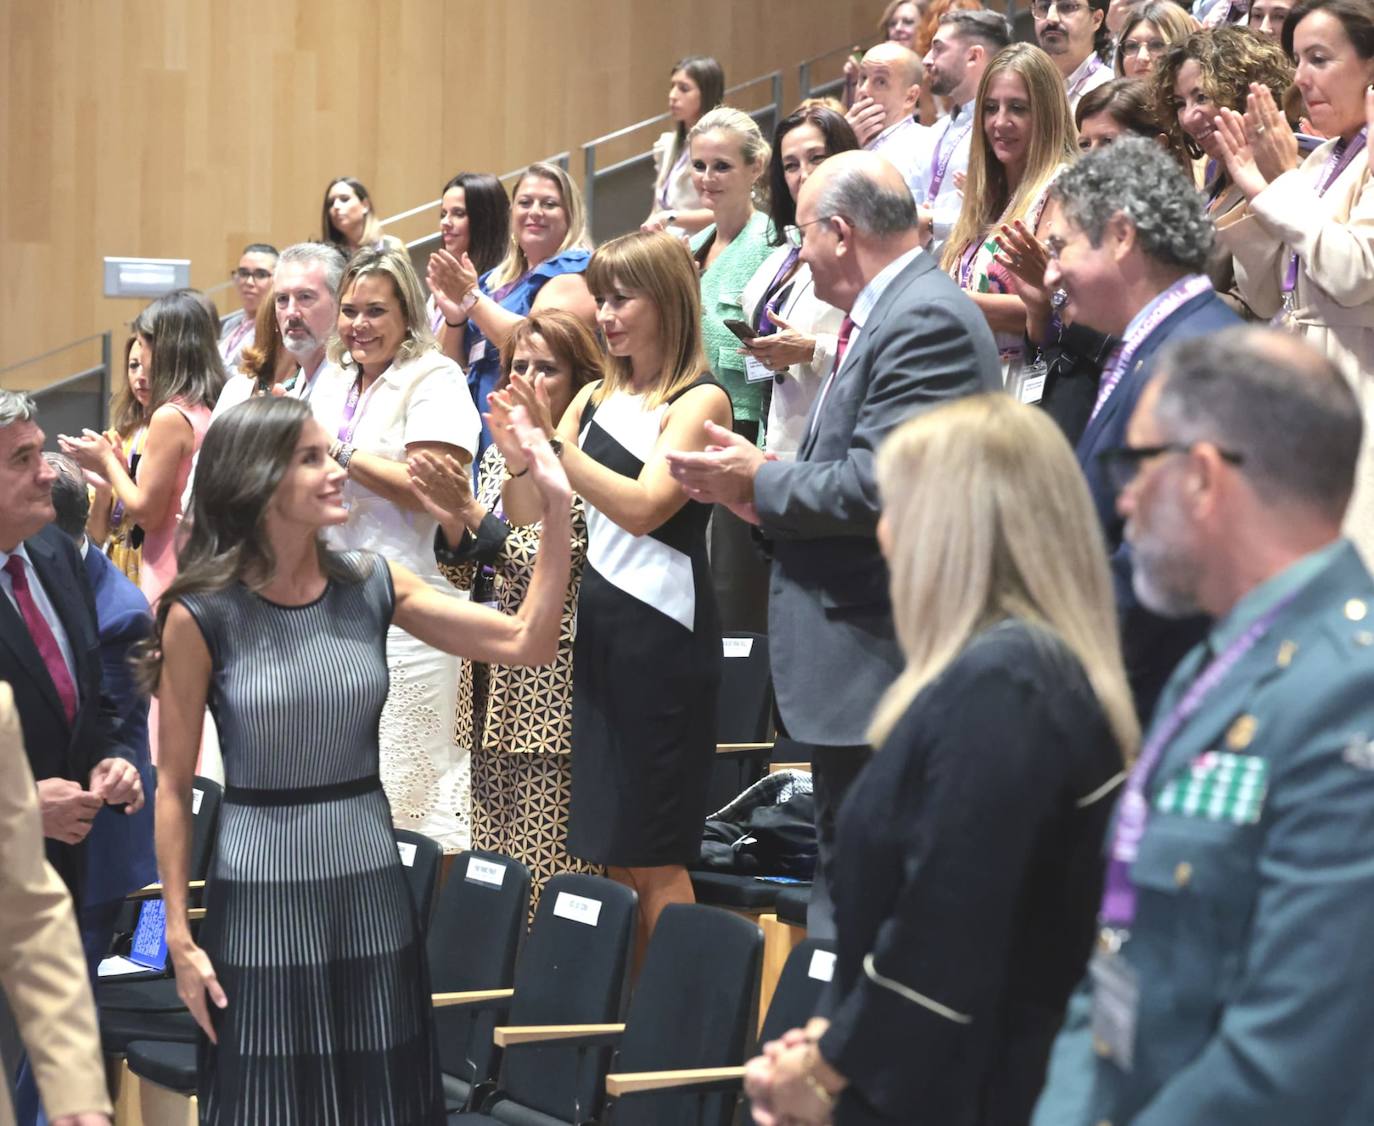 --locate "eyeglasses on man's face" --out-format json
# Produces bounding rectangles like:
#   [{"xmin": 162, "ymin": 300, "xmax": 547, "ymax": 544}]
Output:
[
  {"xmin": 1032, "ymin": 0, "xmax": 1087, "ymax": 18},
  {"xmin": 1097, "ymin": 441, "xmax": 1244, "ymax": 493}
]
